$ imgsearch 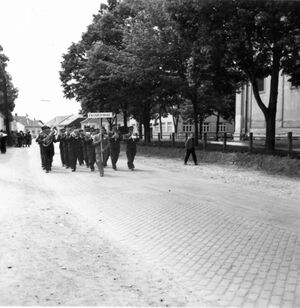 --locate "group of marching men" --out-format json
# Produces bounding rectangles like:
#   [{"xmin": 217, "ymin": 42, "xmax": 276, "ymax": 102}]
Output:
[{"xmin": 36, "ymin": 125, "xmax": 139, "ymax": 173}]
